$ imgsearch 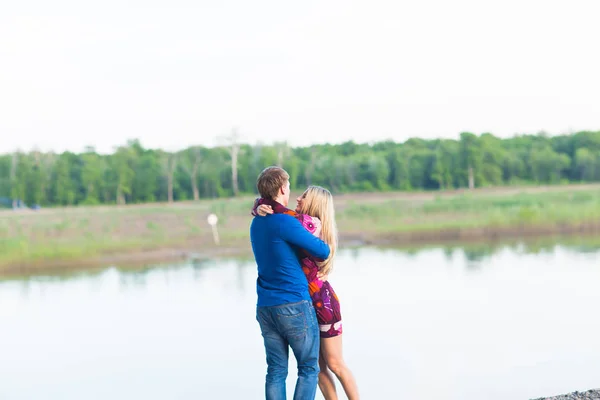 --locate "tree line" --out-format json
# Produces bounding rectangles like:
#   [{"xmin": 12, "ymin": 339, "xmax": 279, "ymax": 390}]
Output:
[{"xmin": 1, "ymin": 130, "xmax": 600, "ymax": 208}]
